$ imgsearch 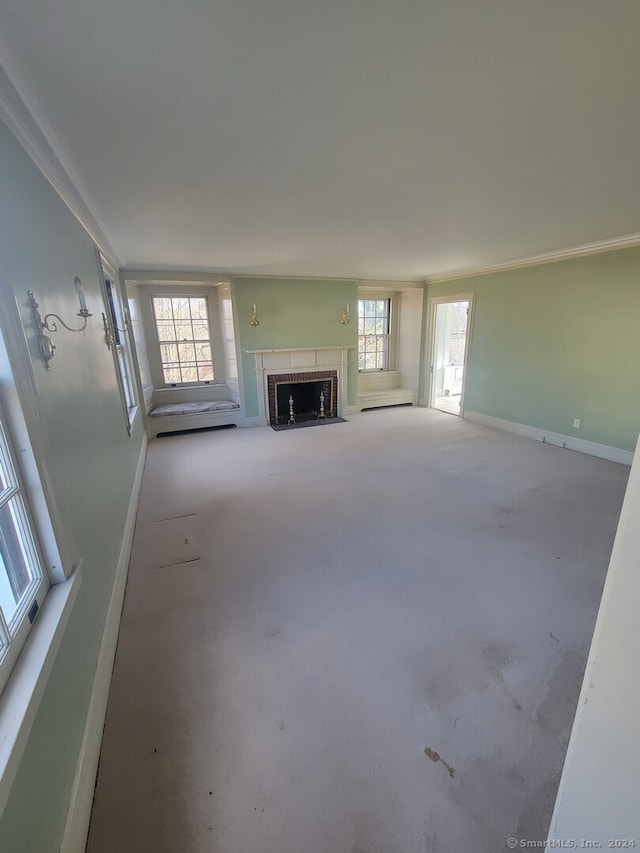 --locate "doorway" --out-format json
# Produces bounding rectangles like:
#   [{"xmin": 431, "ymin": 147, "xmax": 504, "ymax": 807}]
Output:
[{"xmin": 430, "ymin": 297, "xmax": 471, "ymax": 416}]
